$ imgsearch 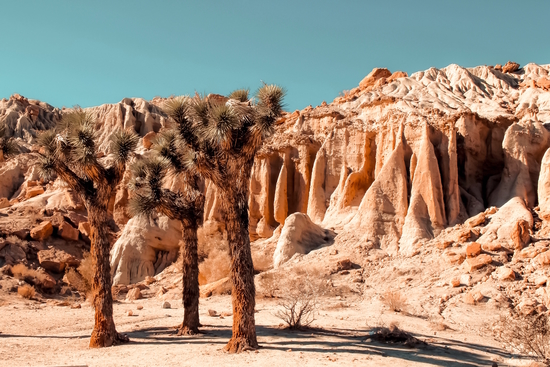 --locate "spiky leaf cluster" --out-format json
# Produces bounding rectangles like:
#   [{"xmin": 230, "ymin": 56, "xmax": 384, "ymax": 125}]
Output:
[
  {"xmin": 0, "ymin": 122, "xmax": 18, "ymax": 159},
  {"xmin": 35, "ymin": 109, "xmax": 138, "ymax": 201},
  {"xmin": 157, "ymin": 84, "xmax": 285, "ymax": 186},
  {"xmin": 128, "ymin": 155, "xmax": 204, "ymax": 223}
]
